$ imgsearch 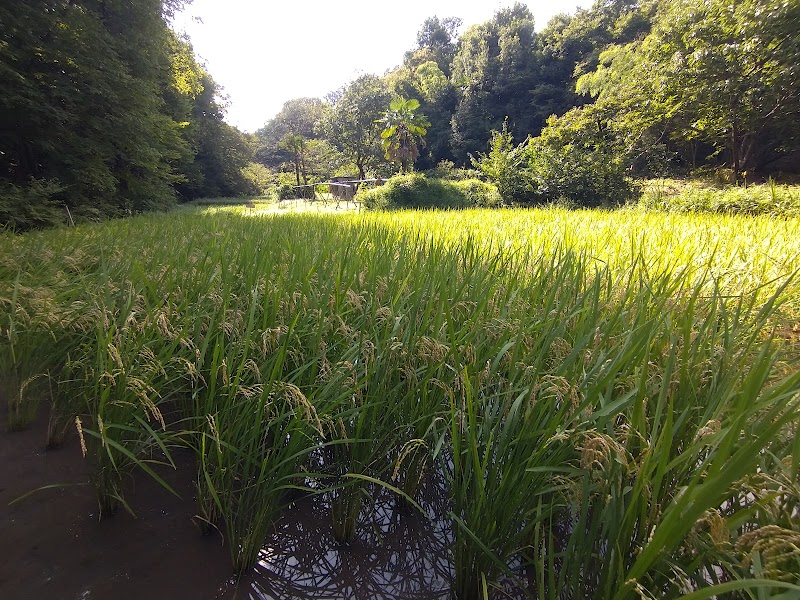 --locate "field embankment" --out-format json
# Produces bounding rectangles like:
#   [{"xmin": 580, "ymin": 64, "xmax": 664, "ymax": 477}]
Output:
[{"xmin": 638, "ymin": 179, "xmax": 800, "ymax": 217}]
